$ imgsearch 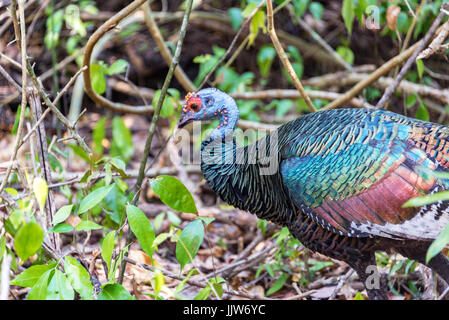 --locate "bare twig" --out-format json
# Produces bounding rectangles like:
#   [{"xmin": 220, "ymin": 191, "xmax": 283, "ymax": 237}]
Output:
[
  {"xmin": 0, "ymin": 64, "xmax": 21, "ymax": 92},
  {"xmin": 0, "ymin": 0, "xmax": 27, "ymax": 195},
  {"xmin": 52, "ymin": 66, "xmax": 87, "ymax": 106},
  {"xmin": 198, "ymin": 0, "xmax": 266, "ymax": 90},
  {"xmin": 266, "ymin": 0, "xmax": 316, "ymax": 112},
  {"xmin": 123, "ymin": 256, "xmax": 269, "ymax": 300},
  {"xmin": 376, "ymin": 3, "xmax": 449, "ymax": 109},
  {"xmin": 143, "ymin": 2, "xmax": 195, "ymax": 92},
  {"xmin": 329, "ymin": 269, "xmax": 355, "ymax": 300},
  {"xmin": 82, "ymin": 0, "xmax": 154, "ymax": 114},
  {"xmin": 287, "ymin": 4, "xmax": 352, "ymax": 71},
  {"xmin": 322, "ymin": 24, "xmax": 446, "ymax": 110},
  {"xmin": 0, "ymin": 254, "xmax": 11, "ymax": 300}
]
